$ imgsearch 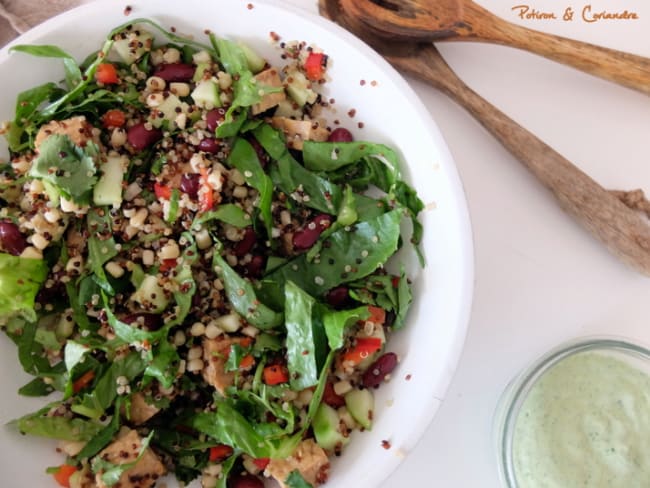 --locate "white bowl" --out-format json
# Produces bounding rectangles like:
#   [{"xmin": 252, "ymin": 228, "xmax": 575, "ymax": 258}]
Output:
[{"xmin": 0, "ymin": 0, "xmax": 474, "ymax": 486}]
